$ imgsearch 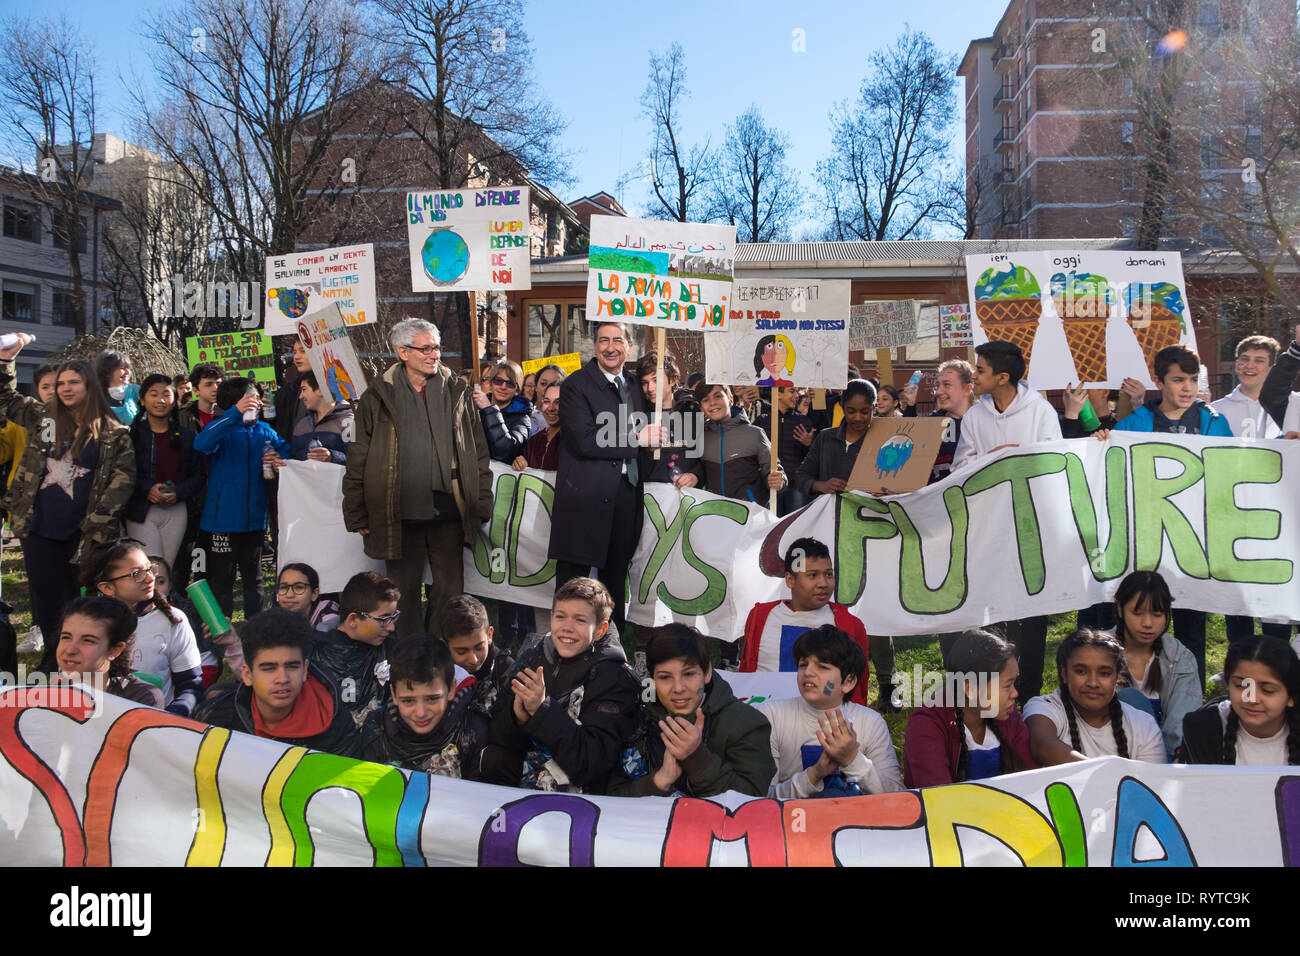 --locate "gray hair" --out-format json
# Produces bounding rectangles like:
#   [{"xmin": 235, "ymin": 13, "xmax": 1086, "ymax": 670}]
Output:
[{"xmin": 389, "ymin": 318, "xmax": 439, "ymax": 353}]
